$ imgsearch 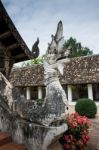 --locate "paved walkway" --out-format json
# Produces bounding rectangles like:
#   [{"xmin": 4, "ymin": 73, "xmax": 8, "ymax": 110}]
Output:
[{"xmin": 85, "ymin": 116, "xmax": 99, "ymax": 150}]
